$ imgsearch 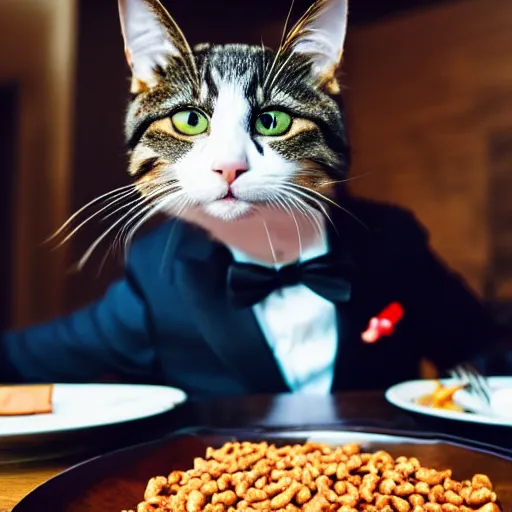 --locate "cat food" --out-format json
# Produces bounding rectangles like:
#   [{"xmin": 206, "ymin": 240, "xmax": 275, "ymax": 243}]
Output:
[
  {"xmin": 416, "ymin": 381, "xmax": 465, "ymax": 412},
  {"xmin": 0, "ymin": 384, "xmax": 53, "ymax": 416},
  {"xmin": 123, "ymin": 441, "xmax": 502, "ymax": 512}
]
